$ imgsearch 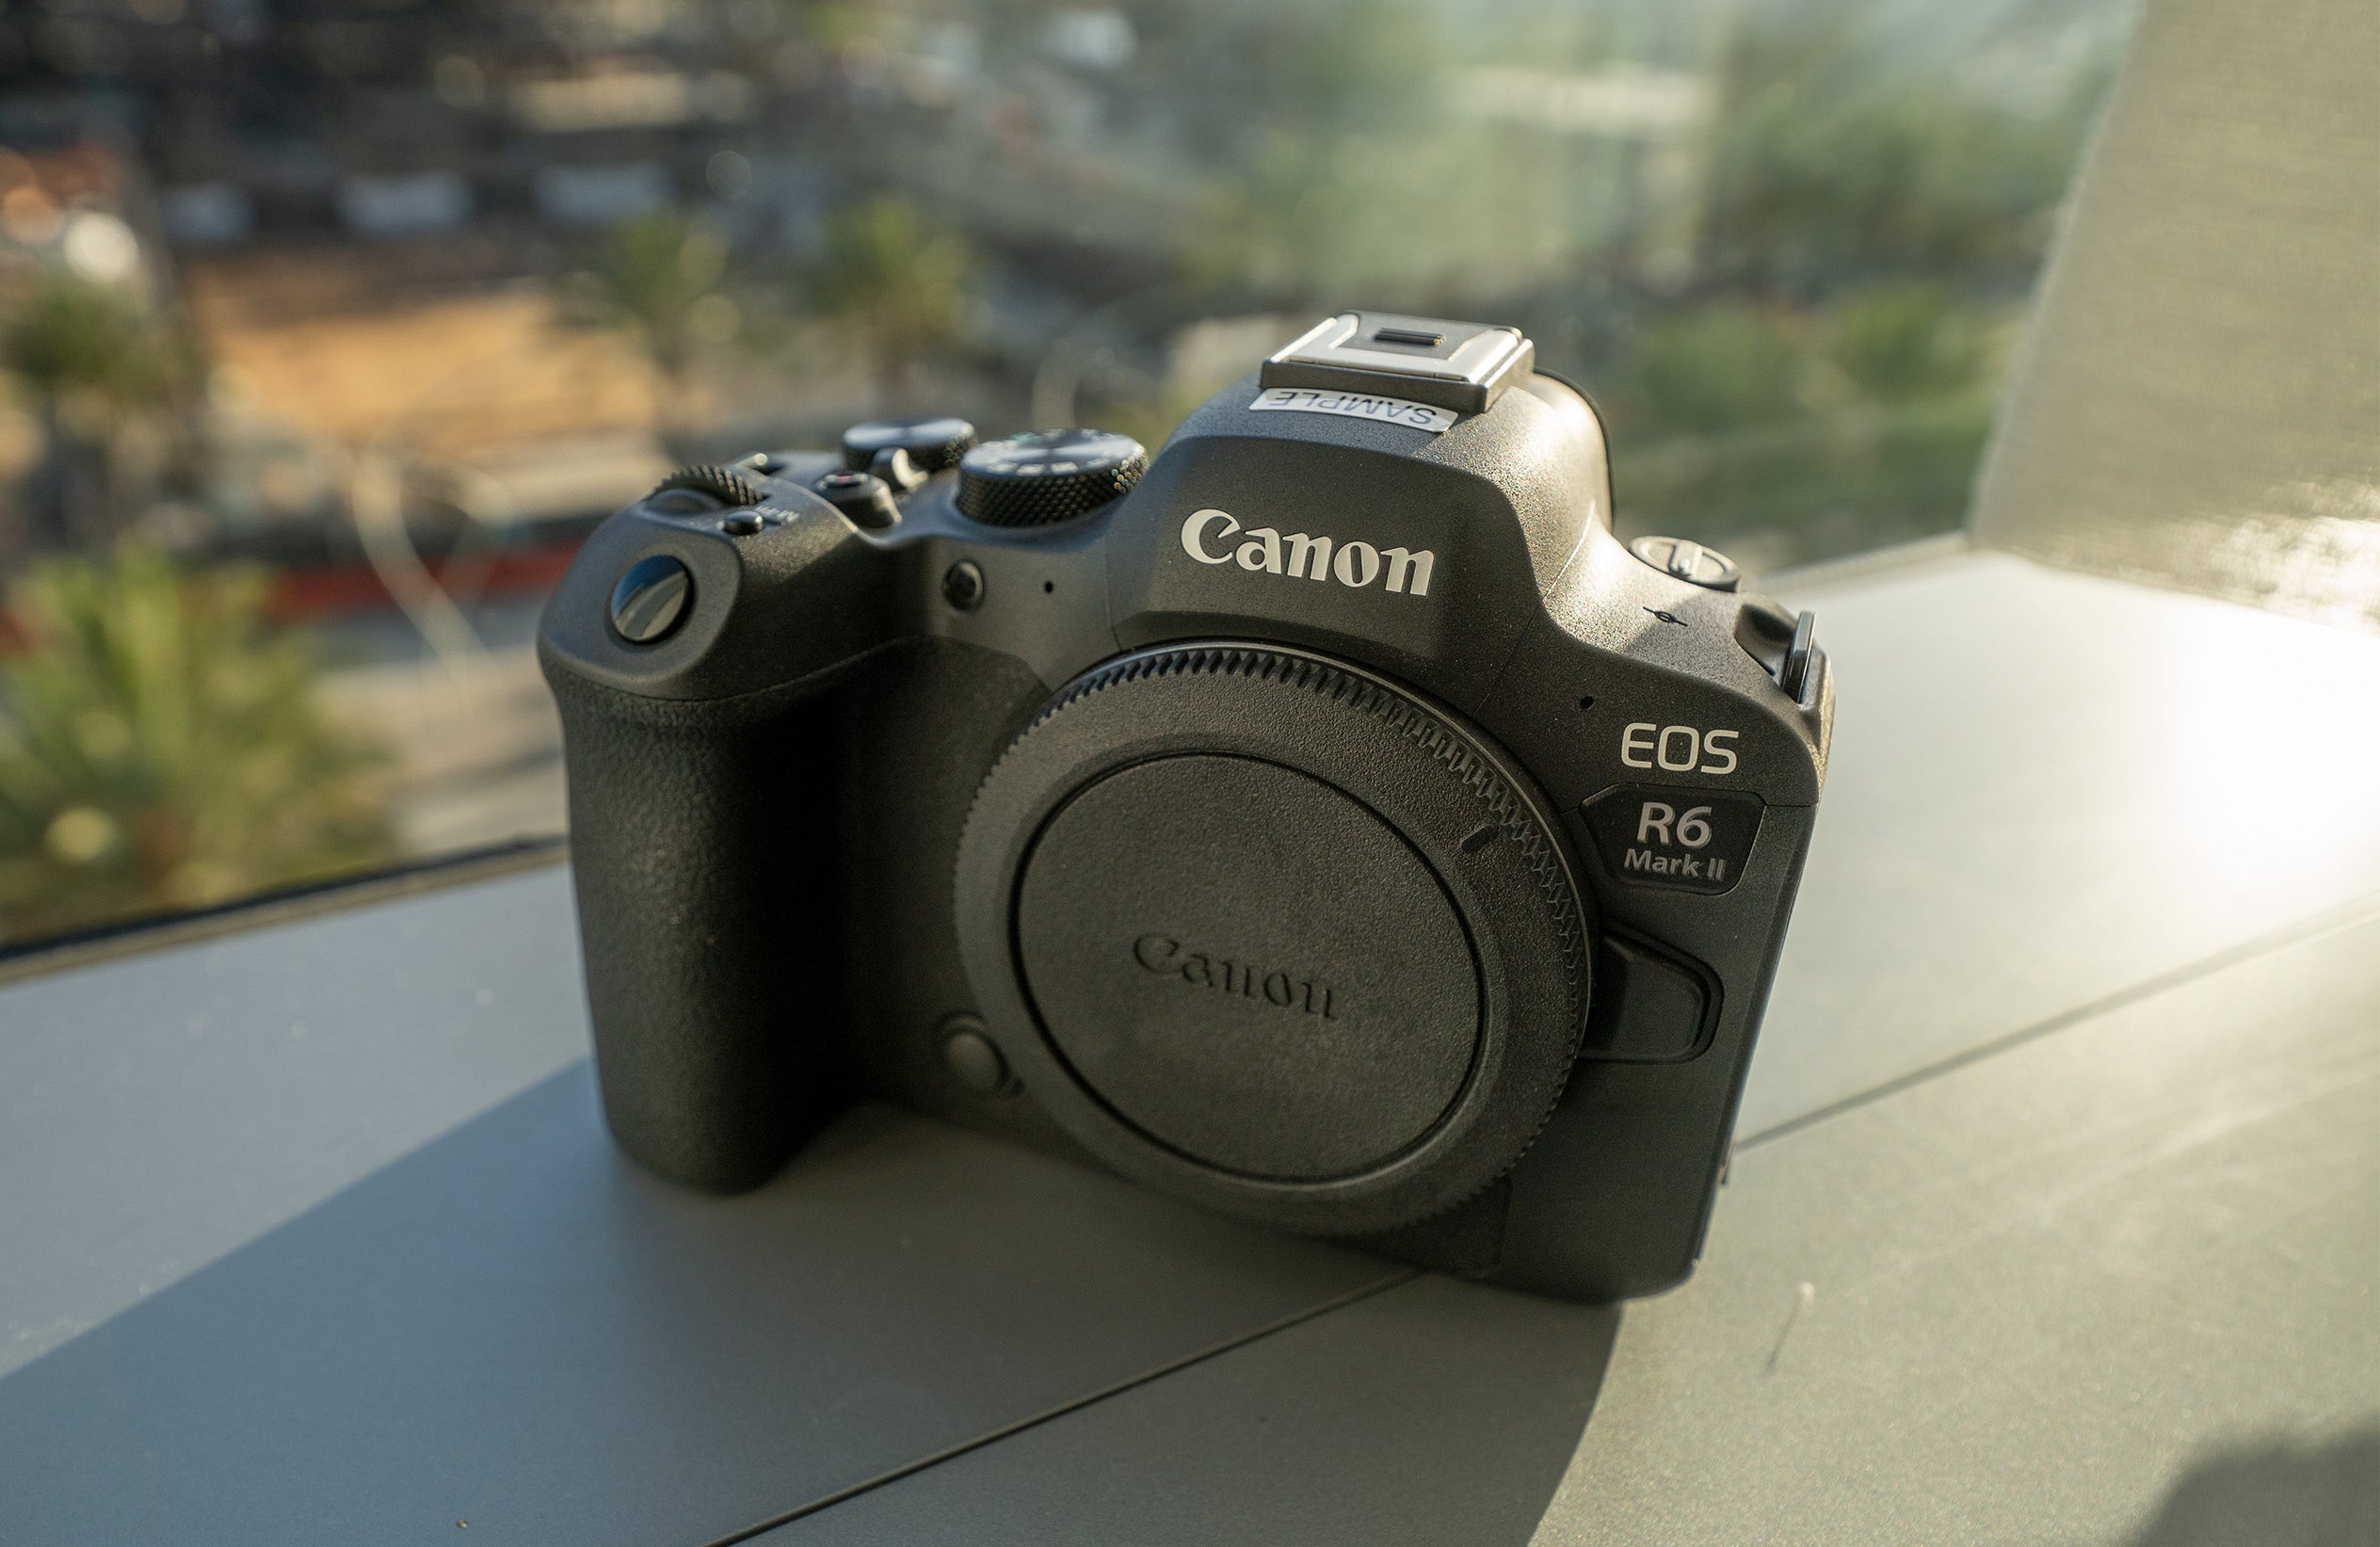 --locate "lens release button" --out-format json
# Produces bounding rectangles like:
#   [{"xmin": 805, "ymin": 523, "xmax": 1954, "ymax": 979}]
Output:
[{"xmin": 940, "ymin": 1015, "xmax": 1014, "ymax": 1095}]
